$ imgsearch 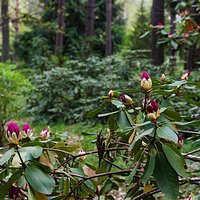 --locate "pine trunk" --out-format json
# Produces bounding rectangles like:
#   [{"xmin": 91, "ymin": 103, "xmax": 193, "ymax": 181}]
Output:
[
  {"xmin": 151, "ymin": 0, "xmax": 164, "ymax": 66},
  {"xmin": 55, "ymin": 0, "xmax": 65, "ymax": 56},
  {"xmin": 169, "ymin": 1, "xmax": 176, "ymax": 67},
  {"xmin": 105, "ymin": 0, "xmax": 112, "ymax": 56},
  {"xmin": 1, "ymin": 0, "xmax": 10, "ymax": 62},
  {"xmin": 85, "ymin": 0, "xmax": 95, "ymax": 56}
]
